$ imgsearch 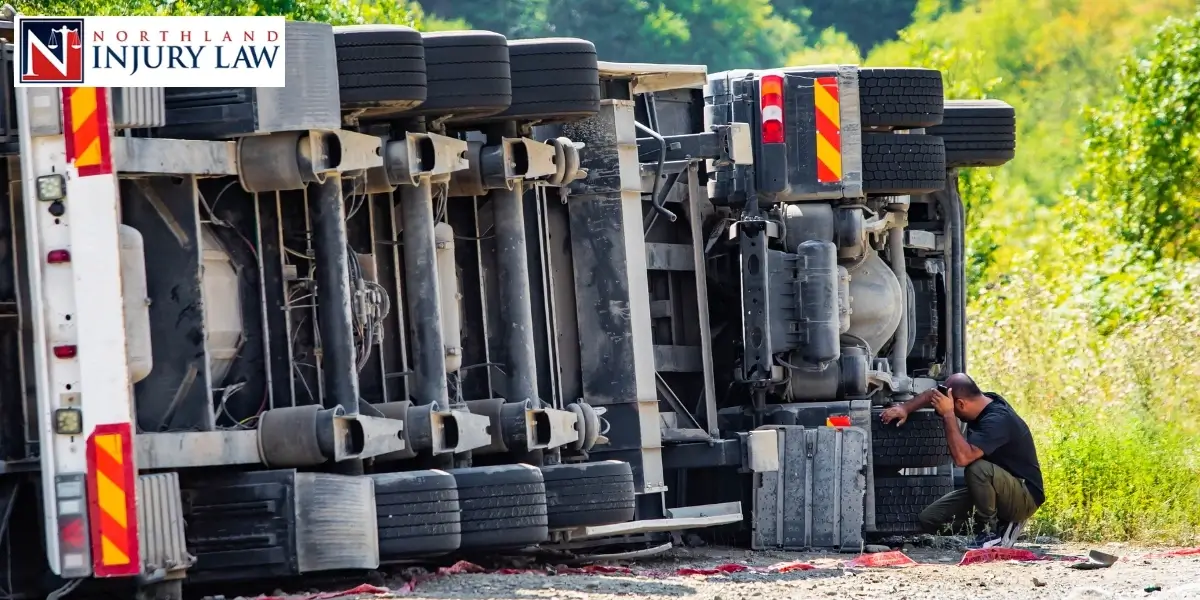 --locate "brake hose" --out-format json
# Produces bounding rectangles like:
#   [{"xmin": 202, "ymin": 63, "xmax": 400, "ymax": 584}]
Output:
[{"xmin": 633, "ymin": 120, "xmax": 678, "ymax": 226}]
